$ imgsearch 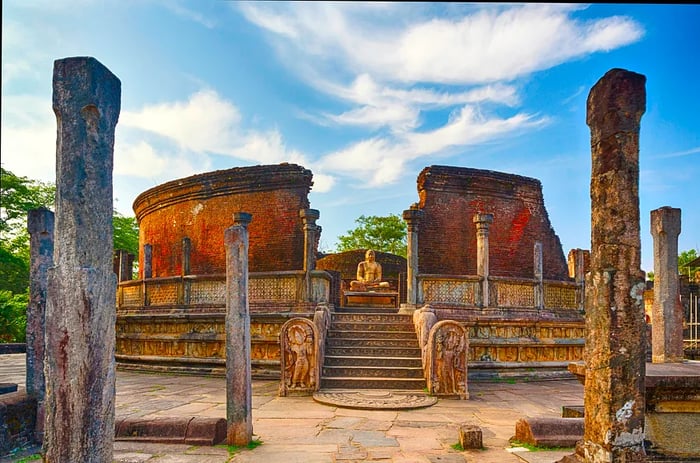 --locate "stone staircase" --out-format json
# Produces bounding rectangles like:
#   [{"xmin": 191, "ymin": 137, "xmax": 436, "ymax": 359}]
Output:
[{"xmin": 320, "ymin": 307, "xmax": 426, "ymax": 390}]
